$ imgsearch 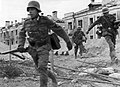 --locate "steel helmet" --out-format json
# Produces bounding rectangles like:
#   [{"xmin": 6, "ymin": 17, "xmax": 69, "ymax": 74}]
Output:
[
  {"xmin": 27, "ymin": 1, "xmax": 41, "ymax": 12},
  {"xmin": 102, "ymin": 7, "xmax": 109, "ymax": 14}
]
